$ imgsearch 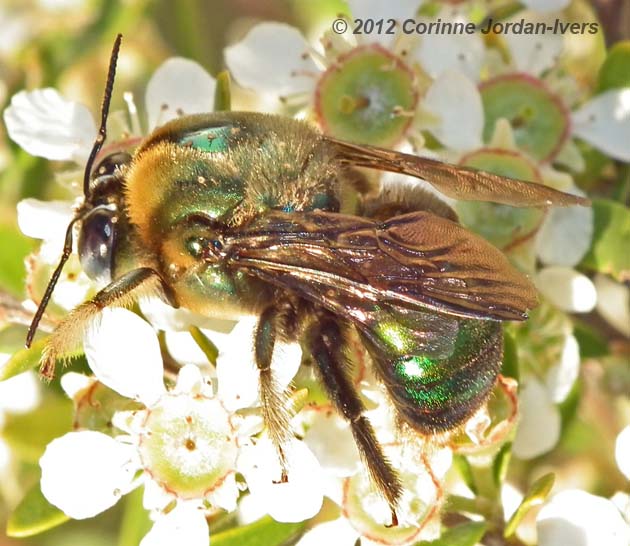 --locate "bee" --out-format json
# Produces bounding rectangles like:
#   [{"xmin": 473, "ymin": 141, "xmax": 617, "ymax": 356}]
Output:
[{"xmin": 26, "ymin": 35, "xmax": 587, "ymax": 525}]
